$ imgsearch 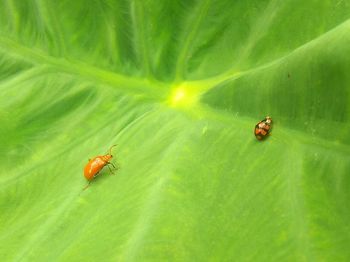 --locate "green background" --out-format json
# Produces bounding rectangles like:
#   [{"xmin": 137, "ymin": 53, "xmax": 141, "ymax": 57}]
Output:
[{"xmin": 0, "ymin": 0, "xmax": 349, "ymax": 261}]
